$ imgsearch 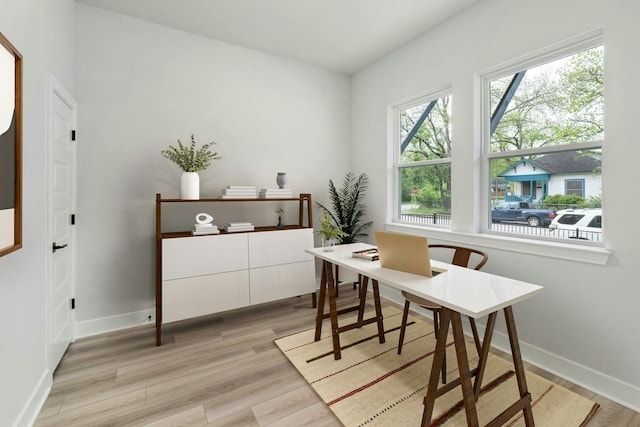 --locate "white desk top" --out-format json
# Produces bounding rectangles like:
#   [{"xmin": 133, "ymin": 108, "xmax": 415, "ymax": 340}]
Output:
[{"xmin": 307, "ymin": 243, "xmax": 543, "ymax": 318}]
